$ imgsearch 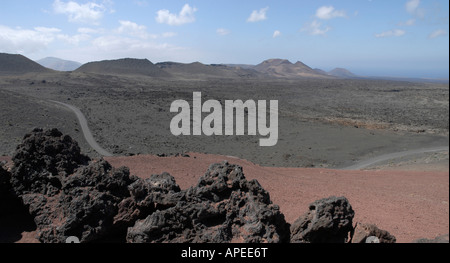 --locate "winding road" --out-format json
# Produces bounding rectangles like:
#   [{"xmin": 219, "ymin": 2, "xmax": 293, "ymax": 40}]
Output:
[
  {"xmin": 51, "ymin": 100, "xmax": 447, "ymax": 169},
  {"xmin": 343, "ymin": 146, "xmax": 449, "ymax": 170},
  {"xmin": 50, "ymin": 100, "xmax": 114, "ymax": 157}
]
